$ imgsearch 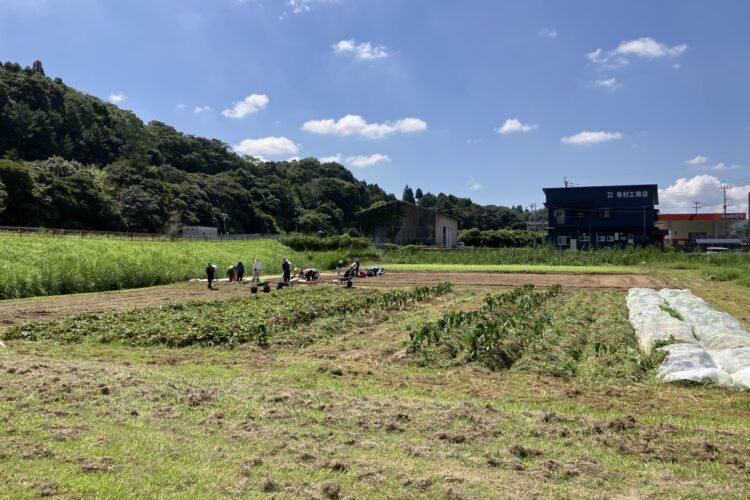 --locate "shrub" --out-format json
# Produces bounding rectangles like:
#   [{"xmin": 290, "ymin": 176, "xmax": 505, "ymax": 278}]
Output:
[{"xmin": 280, "ymin": 234, "xmax": 372, "ymax": 252}]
